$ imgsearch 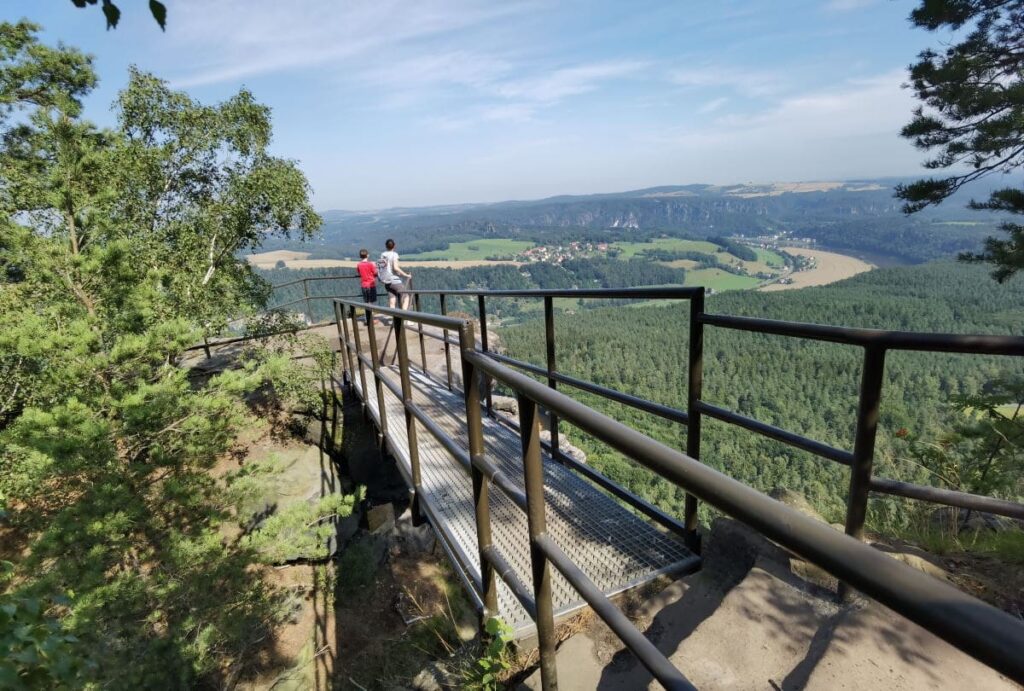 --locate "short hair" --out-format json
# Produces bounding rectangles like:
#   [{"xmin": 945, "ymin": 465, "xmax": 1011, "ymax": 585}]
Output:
[
  {"xmin": 359, "ymin": 248, "xmax": 368, "ymax": 258},
  {"xmin": 385, "ymin": 238, "xmax": 395, "ymax": 250}
]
